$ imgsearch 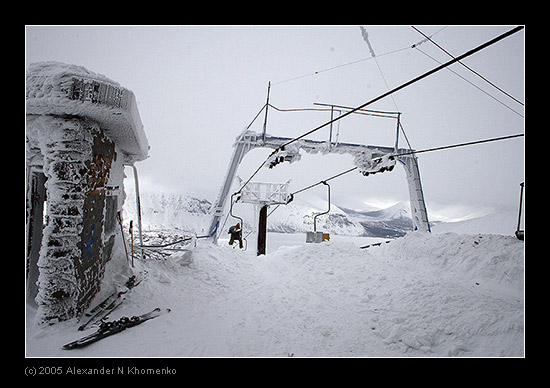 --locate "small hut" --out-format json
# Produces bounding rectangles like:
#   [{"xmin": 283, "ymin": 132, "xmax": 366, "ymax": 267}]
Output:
[{"xmin": 26, "ymin": 62, "xmax": 149, "ymax": 322}]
